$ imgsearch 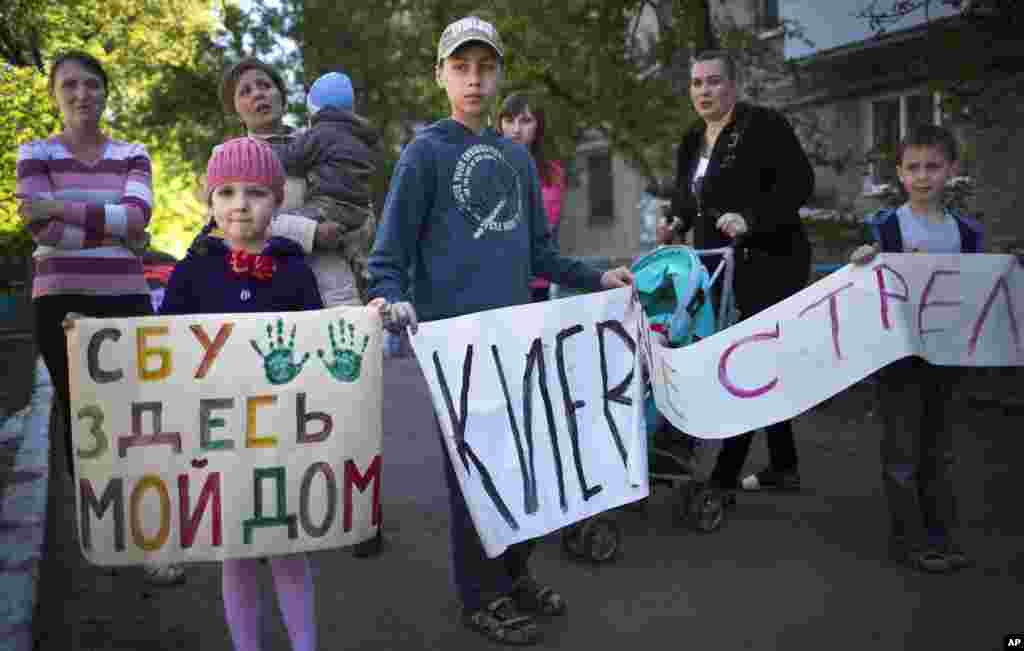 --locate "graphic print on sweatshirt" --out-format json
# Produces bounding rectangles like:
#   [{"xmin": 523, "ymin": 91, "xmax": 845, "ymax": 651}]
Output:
[{"xmin": 452, "ymin": 144, "xmax": 522, "ymax": 239}]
